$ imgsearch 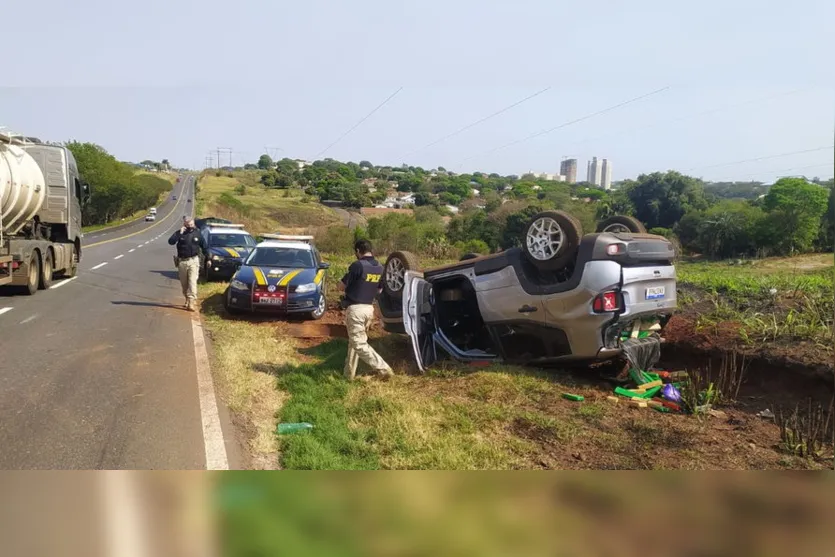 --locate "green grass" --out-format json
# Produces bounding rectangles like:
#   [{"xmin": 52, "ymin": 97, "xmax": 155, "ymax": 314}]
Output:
[{"xmin": 676, "ymin": 255, "xmax": 834, "ymax": 350}]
